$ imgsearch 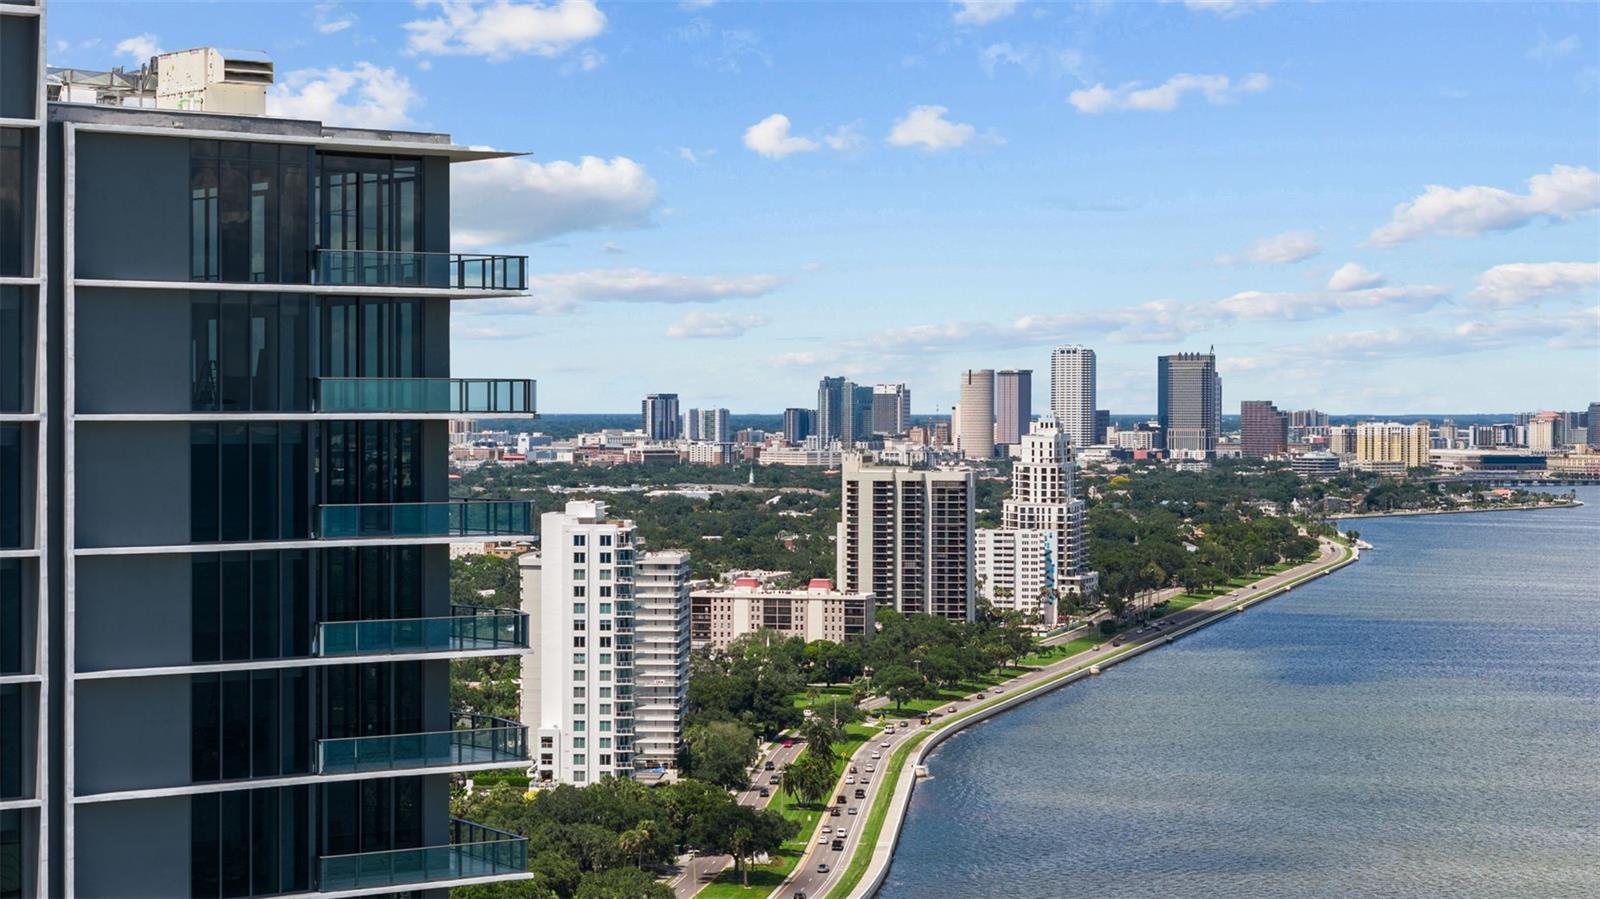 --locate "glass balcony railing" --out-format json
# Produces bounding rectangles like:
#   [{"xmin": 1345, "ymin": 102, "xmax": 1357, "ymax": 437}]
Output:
[
  {"xmin": 316, "ymin": 713, "xmax": 529, "ymax": 774},
  {"xmin": 318, "ymin": 818, "xmax": 528, "ymax": 892},
  {"xmin": 316, "ymin": 607, "xmax": 528, "ymax": 657},
  {"xmin": 317, "ymin": 501, "xmax": 535, "ymax": 539},
  {"xmin": 314, "ymin": 249, "xmax": 528, "ymax": 291},
  {"xmin": 316, "ymin": 378, "xmax": 536, "ymax": 415}
]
